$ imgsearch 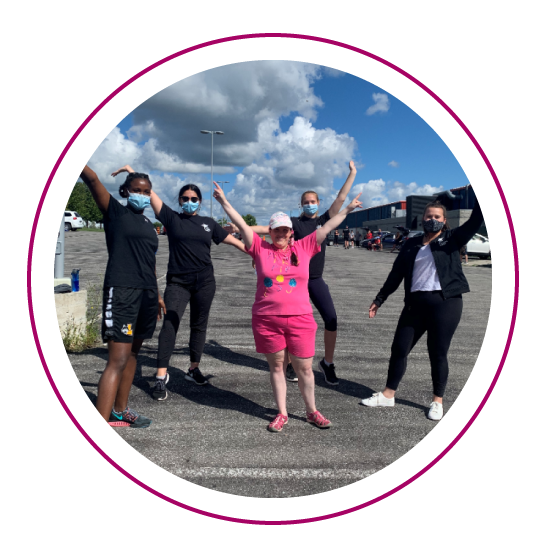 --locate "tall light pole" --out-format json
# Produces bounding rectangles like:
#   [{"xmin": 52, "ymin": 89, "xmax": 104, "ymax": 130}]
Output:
[
  {"xmin": 216, "ymin": 181, "xmax": 229, "ymax": 224},
  {"xmin": 200, "ymin": 130, "xmax": 224, "ymax": 218}
]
